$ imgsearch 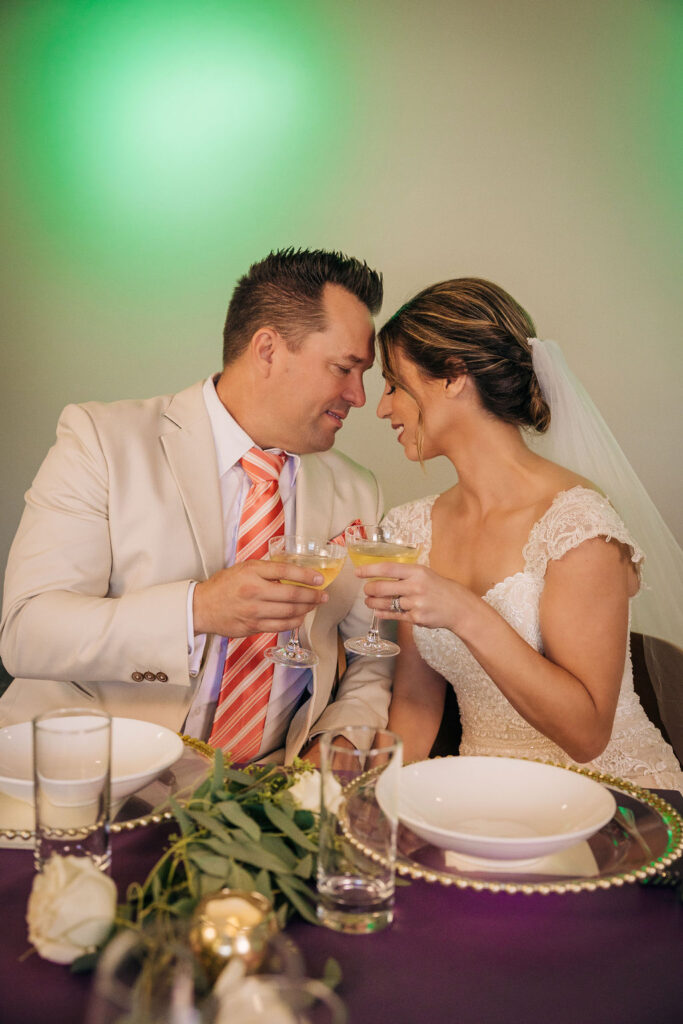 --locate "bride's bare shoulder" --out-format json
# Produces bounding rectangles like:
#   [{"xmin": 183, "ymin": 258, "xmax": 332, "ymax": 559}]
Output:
[{"xmin": 534, "ymin": 457, "xmax": 604, "ymax": 500}]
